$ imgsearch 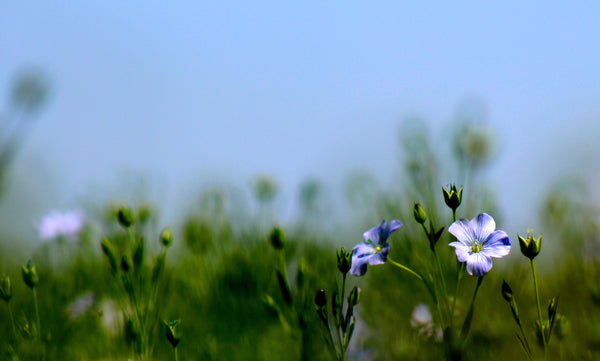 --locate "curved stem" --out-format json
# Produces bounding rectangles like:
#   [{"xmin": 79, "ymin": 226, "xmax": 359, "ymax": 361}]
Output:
[{"xmin": 388, "ymin": 258, "xmax": 422, "ymax": 281}]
